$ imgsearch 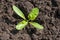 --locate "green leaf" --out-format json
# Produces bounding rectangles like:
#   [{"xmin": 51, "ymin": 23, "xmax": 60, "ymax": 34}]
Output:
[
  {"xmin": 29, "ymin": 22, "xmax": 44, "ymax": 29},
  {"xmin": 16, "ymin": 20, "xmax": 28, "ymax": 30},
  {"xmin": 28, "ymin": 8, "xmax": 39, "ymax": 20},
  {"xmin": 13, "ymin": 5, "xmax": 26, "ymax": 19}
]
